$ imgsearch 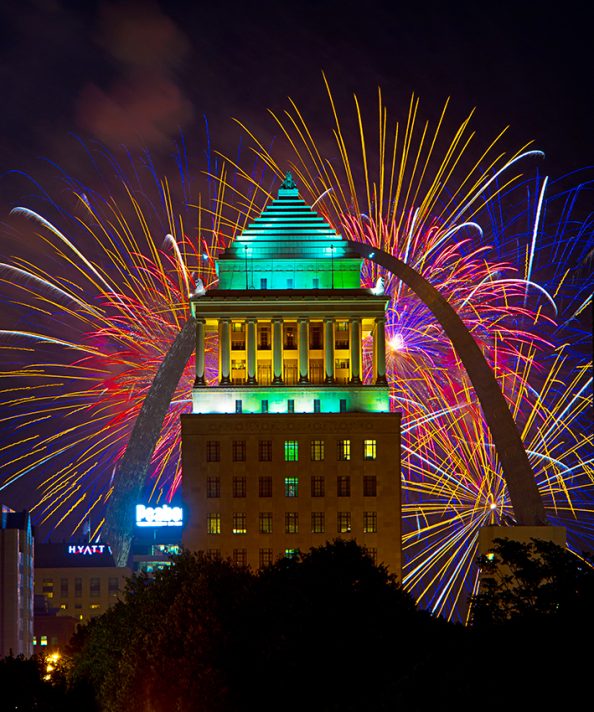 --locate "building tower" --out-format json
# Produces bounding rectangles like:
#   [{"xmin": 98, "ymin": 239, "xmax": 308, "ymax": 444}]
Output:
[{"xmin": 182, "ymin": 174, "xmax": 401, "ymax": 576}]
